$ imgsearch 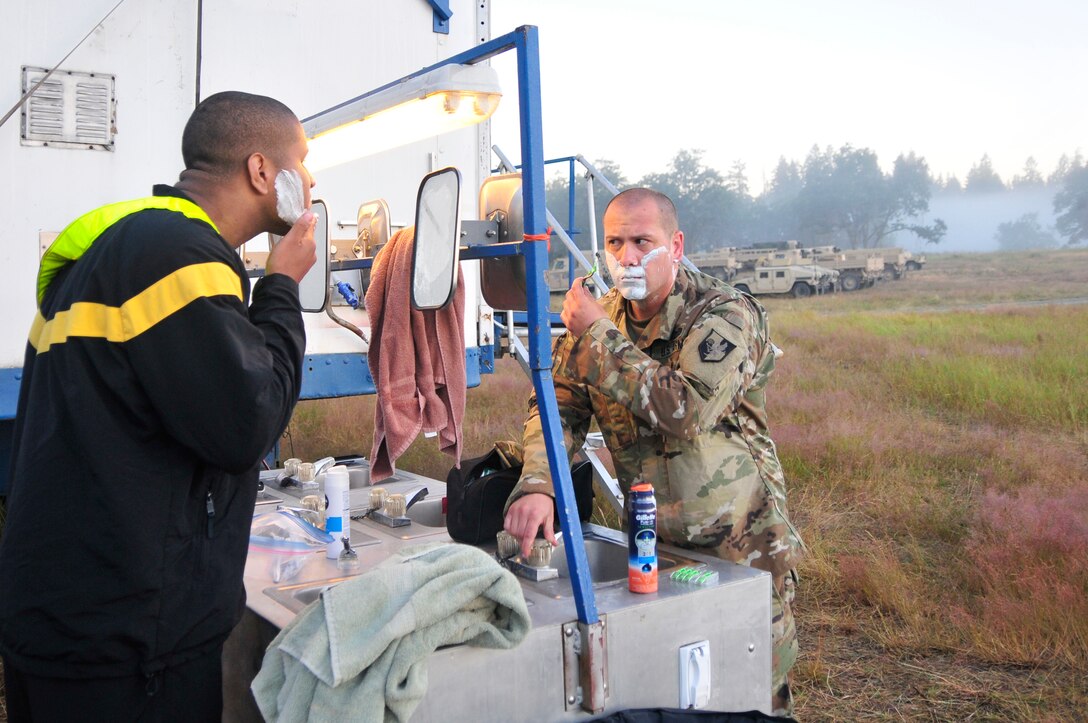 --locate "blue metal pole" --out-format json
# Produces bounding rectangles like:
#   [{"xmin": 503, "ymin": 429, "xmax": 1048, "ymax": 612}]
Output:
[{"xmin": 515, "ymin": 26, "xmax": 599, "ymax": 625}]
